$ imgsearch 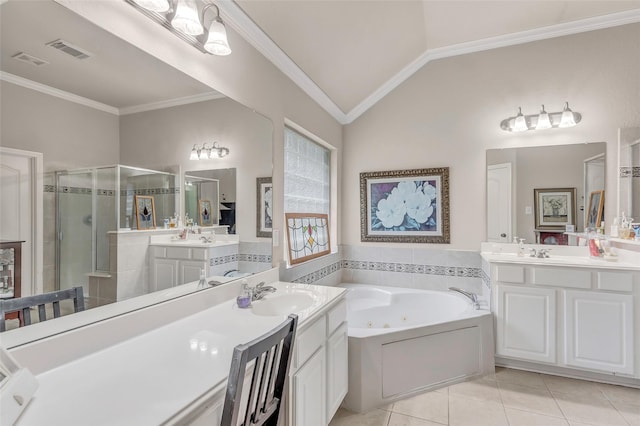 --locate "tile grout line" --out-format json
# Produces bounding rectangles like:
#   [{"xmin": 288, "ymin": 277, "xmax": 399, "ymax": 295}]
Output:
[
  {"xmin": 542, "ymin": 377, "xmax": 571, "ymax": 424},
  {"xmin": 597, "ymin": 385, "xmax": 634, "ymax": 426}
]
